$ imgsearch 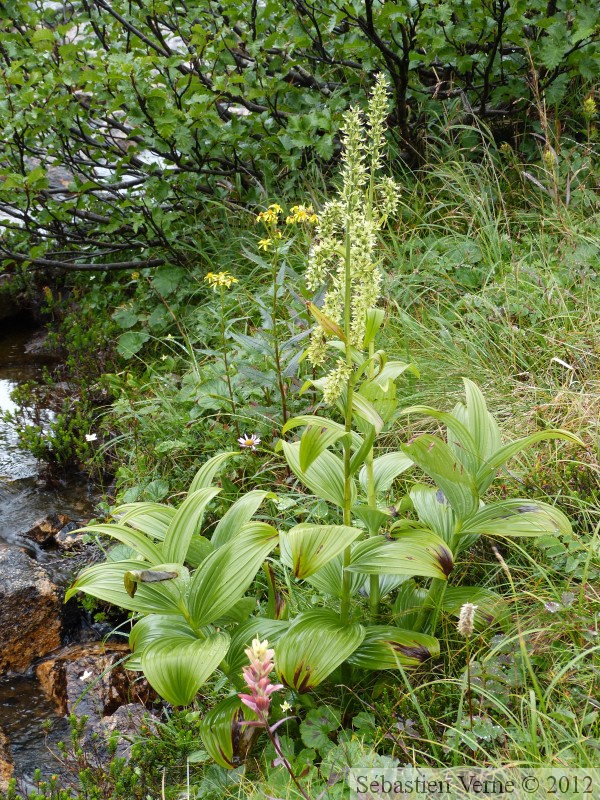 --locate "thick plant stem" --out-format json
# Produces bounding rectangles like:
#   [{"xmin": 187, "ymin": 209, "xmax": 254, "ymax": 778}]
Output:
[
  {"xmin": 365, "ymin": 339, "xmax": 380, "ymax": 622},
  {"xmin": 340, "ymin": 222, "xmax": 354, "ymax": 627}
]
